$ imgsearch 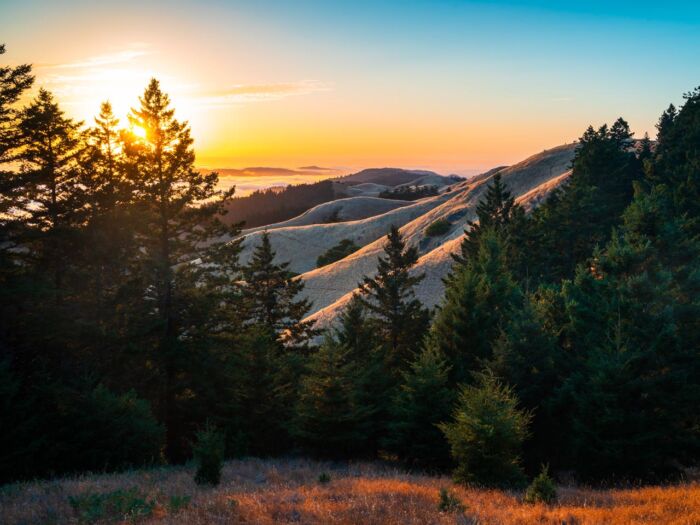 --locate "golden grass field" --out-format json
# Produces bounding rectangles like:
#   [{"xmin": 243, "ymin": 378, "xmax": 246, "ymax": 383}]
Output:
[{"xmin": 2, "ymin": 458, "xmax": 700, "ymax": 524}]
